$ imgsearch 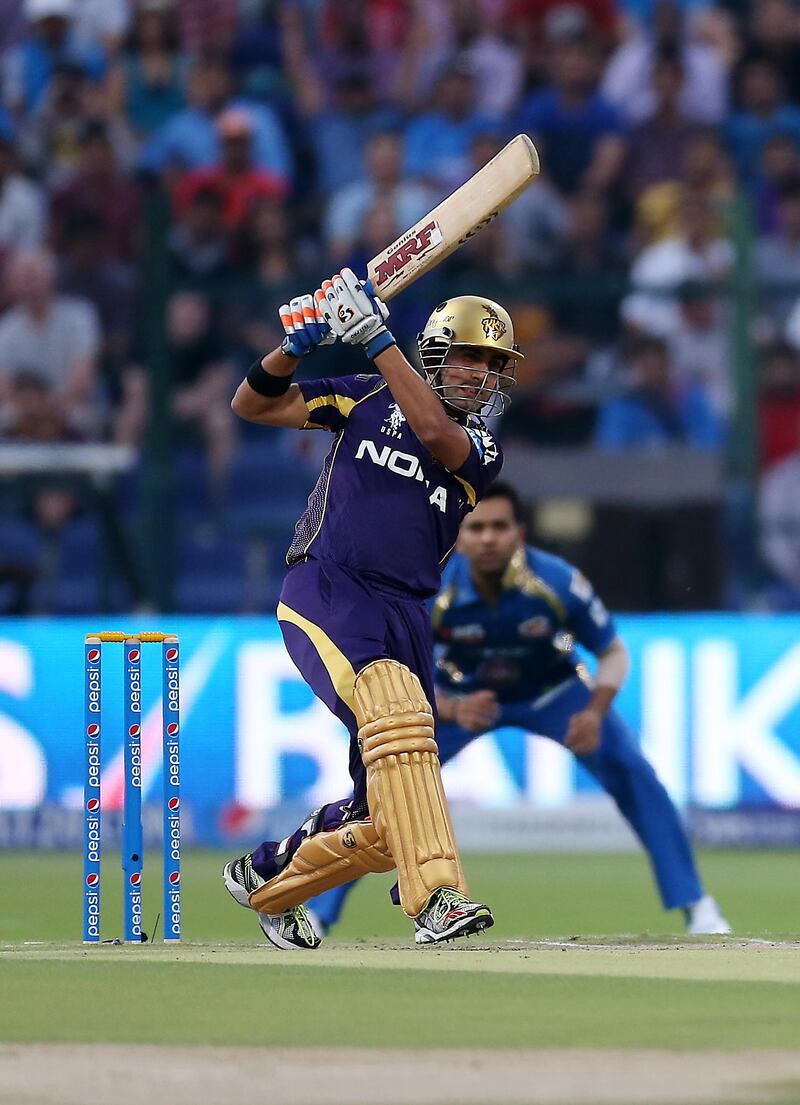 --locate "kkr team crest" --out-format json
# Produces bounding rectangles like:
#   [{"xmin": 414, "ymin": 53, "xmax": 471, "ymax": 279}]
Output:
[{"xmin": 480, "ymin": 304, "xmax": 508, "ymax": 341}]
